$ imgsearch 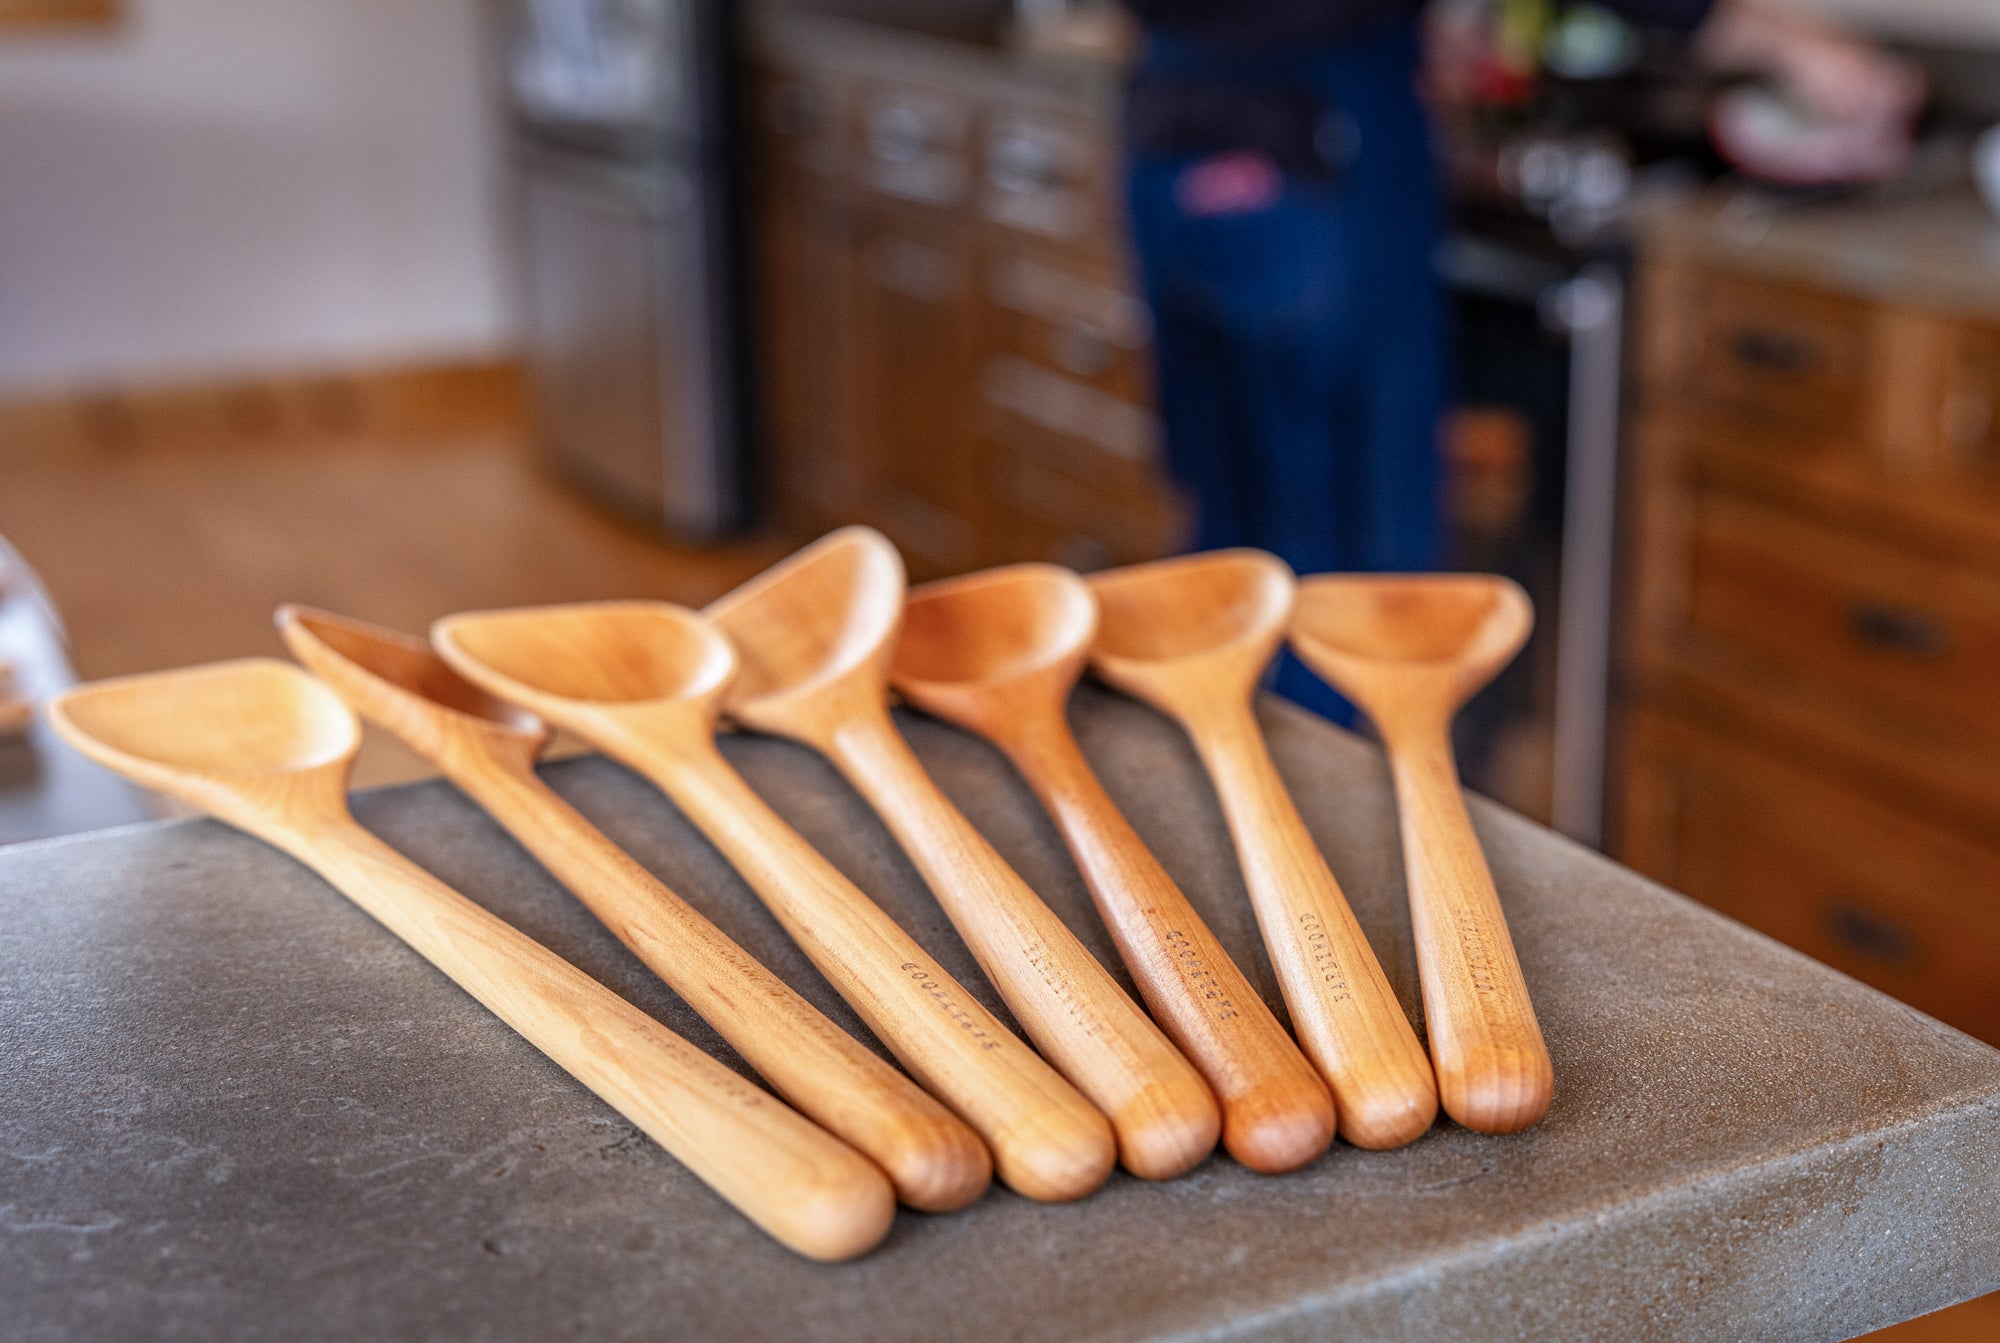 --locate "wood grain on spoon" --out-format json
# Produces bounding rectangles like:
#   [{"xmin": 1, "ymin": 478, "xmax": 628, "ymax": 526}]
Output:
[
  {"xmin": 277, "ymin": 604, "xmax": 992, "ymax": 1211},
  {"xmin": 431, "ymin": 601, "xmax": 1117, "ymax": 1202},
  {"xmin": 1086, "ymin": 550, "xmax": 1439, "ymax": 1150},
  {"xmin": 1289, "ymin": 574, "xmax": 1554, "ymax": 1134},
  {"xmin": 893, "ymin": 562, "xmax": 1336, "ymax": 1173},
  {"xmin": 706, "ymin": 528, "xmax": 1219, "ymax": 1181},
  {"xmin": 47, "ymin": 659, "xmax": 895, "ymax": 1262}
]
